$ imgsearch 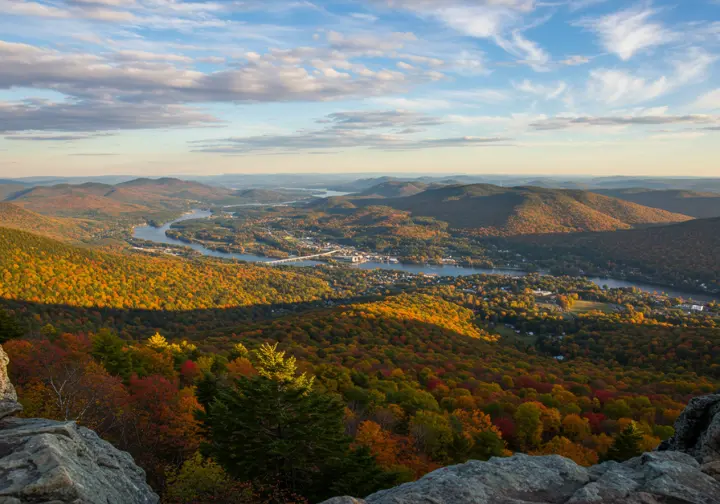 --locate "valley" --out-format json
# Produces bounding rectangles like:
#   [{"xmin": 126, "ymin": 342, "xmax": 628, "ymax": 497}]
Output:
[{"xmin": 1, "ymin": 174, "xmax": 719, "ymax": 503}]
